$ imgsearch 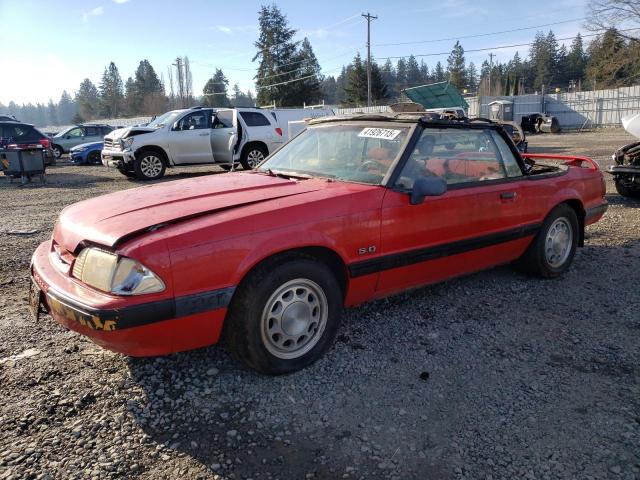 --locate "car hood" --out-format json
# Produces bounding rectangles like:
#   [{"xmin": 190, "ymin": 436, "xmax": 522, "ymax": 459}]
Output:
[
  {"xmin": 70, "ymin": 141, "xmax": 103, "ymax": 151},
  {"xmin": 53, "ymin": 173, "xmax": 325, "ymax": 252},
  {"xmin": 106, "ymin": 126, "xmax": 156, "ymax": 140}
]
